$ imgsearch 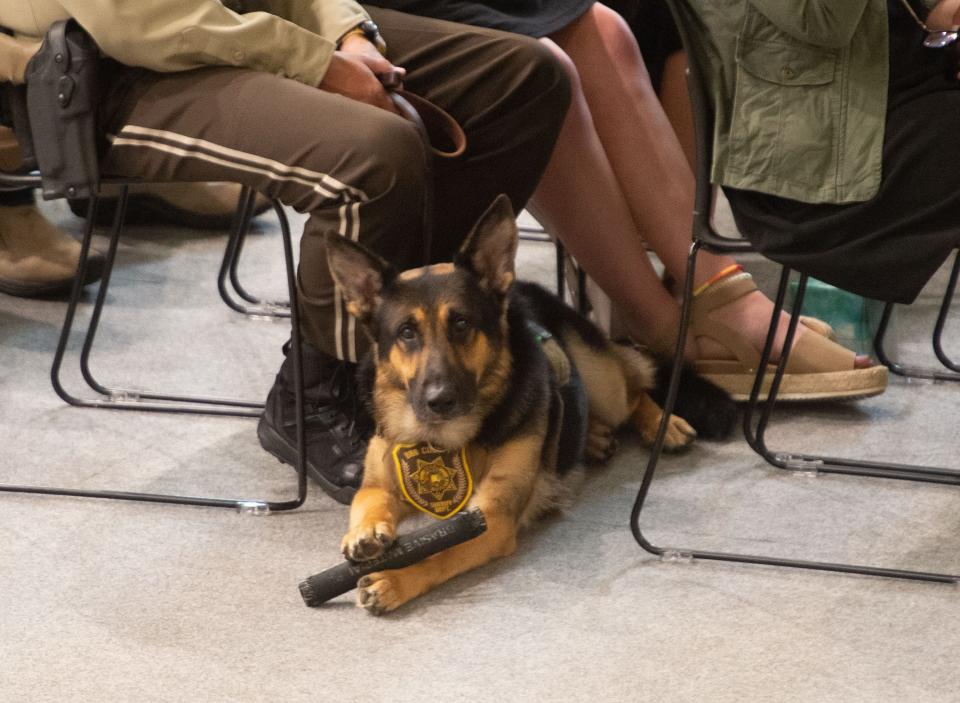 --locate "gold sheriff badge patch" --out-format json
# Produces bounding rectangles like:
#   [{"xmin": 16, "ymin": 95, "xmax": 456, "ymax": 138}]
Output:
[{"xmin": 392, "ymin": 443, "xmax": 473, "ymax": 519}]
